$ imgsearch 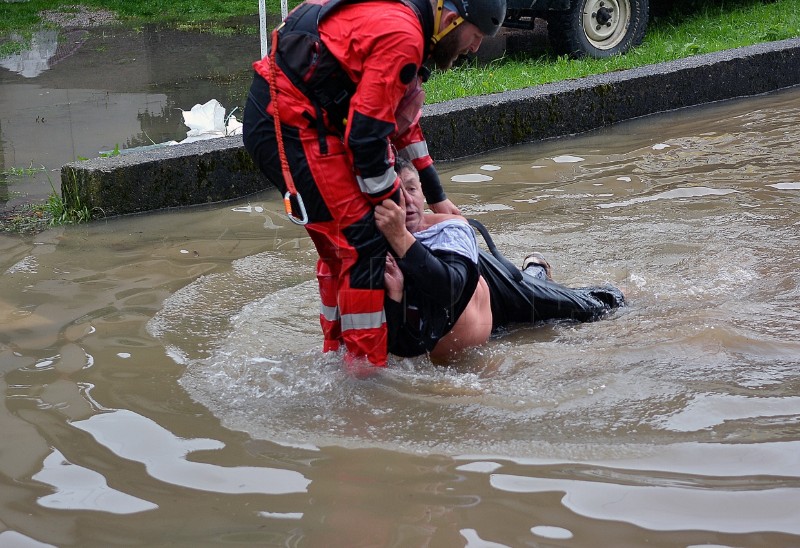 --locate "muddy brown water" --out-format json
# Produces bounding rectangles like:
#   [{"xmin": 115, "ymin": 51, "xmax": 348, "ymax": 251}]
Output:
[{"xmin": 2, "ymin": 82, "xmax": 800, "ymax": 545}]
